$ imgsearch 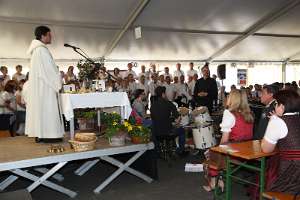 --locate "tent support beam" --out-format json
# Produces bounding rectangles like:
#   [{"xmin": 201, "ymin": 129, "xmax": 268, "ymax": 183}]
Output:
[
  {"xmin": 206, "ymin": 0, "xmax": 300, "ymax": 62},
  {"xmin": 282, "ymin": 62, "xmax": 287, "ymax": 83},
  {"xmin": 2, "ymin": 15, "xmax": 300, "ymax": 39},
  {"xmin": 285, "ymin": 50, "xmax": 300, "ymax": 62},
  {"xmin": 102, "ymin": 0, "xmax": 151, "ymax": 58},
  {"xmin": 0, "ymin": 16, "xmax": 120, "ymax": 30},
  {"xmin": 140, "ymin": 26, "xmax": 300, "ymax": 38}
]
